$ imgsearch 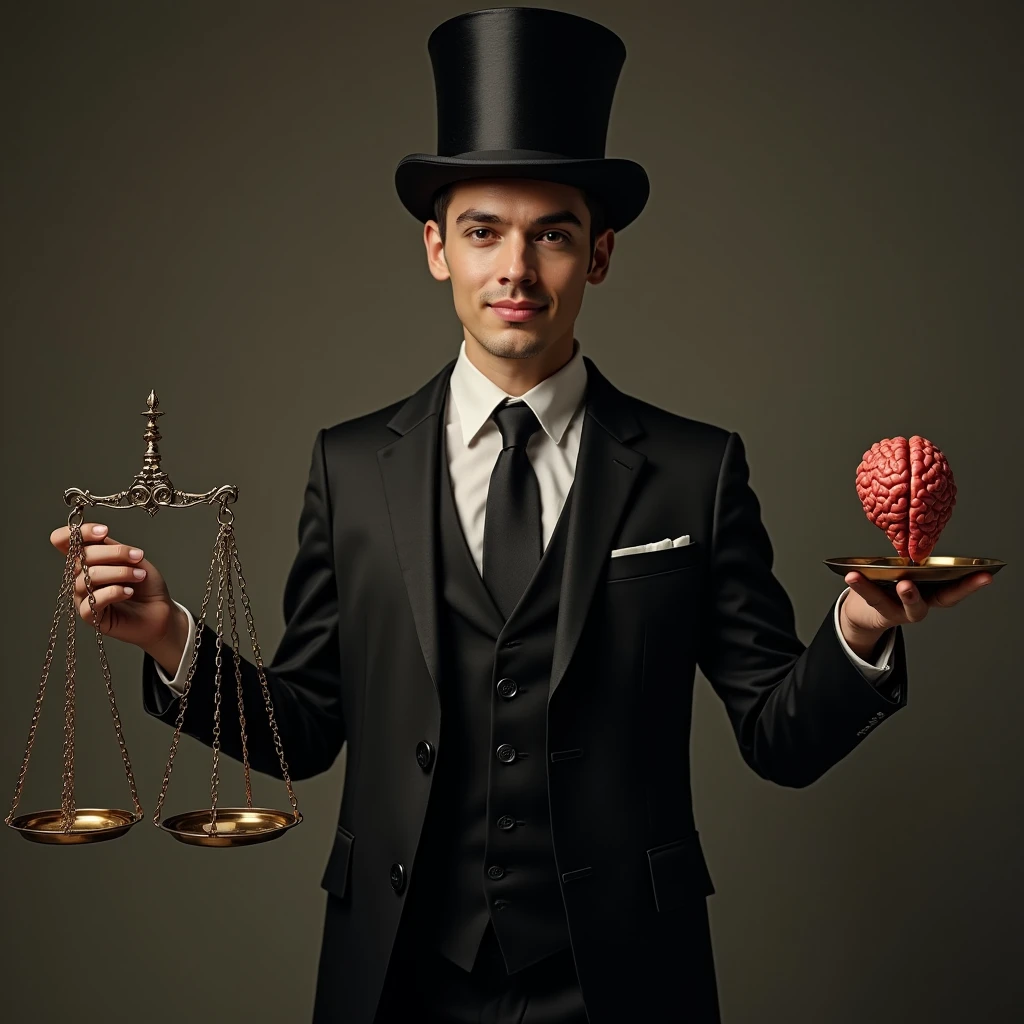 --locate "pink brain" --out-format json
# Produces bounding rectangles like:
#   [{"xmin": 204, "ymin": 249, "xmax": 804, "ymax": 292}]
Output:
[{"xmin": 855, "ymin": 435, "xmax": 957, "ymax": 562}]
